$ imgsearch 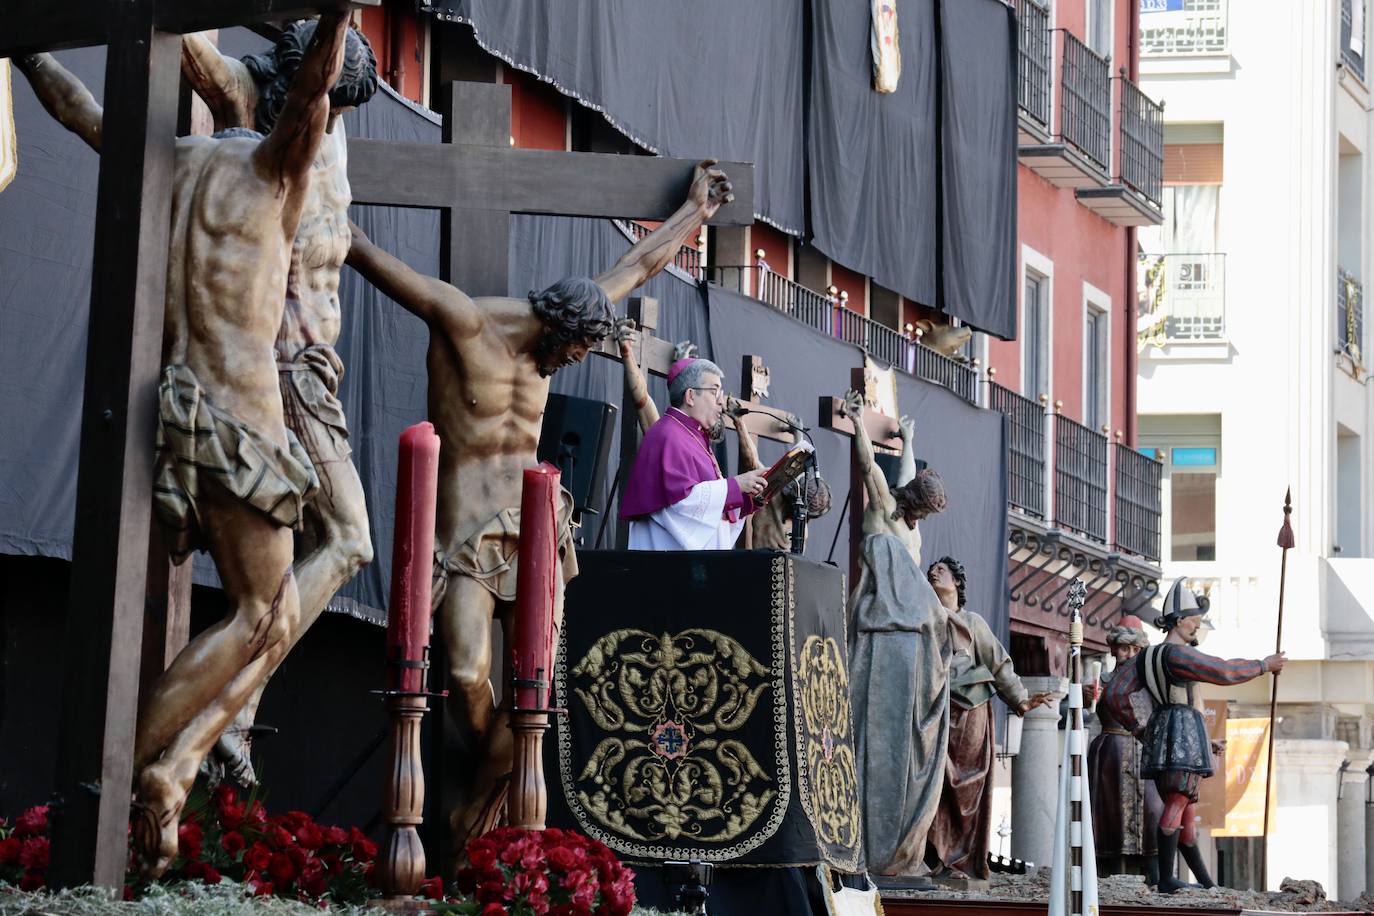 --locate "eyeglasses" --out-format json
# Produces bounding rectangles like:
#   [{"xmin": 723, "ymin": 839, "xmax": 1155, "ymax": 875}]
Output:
[{"xmin": 689, "ymin": 386, "xmax": 726, "ymax": 403}]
